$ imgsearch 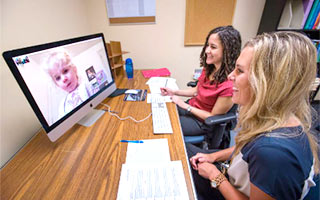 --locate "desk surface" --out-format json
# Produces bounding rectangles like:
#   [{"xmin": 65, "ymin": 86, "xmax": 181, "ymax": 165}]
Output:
[{"xmin": 1, "ymin": 70, "xmax": 196, "ymax": 200}]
